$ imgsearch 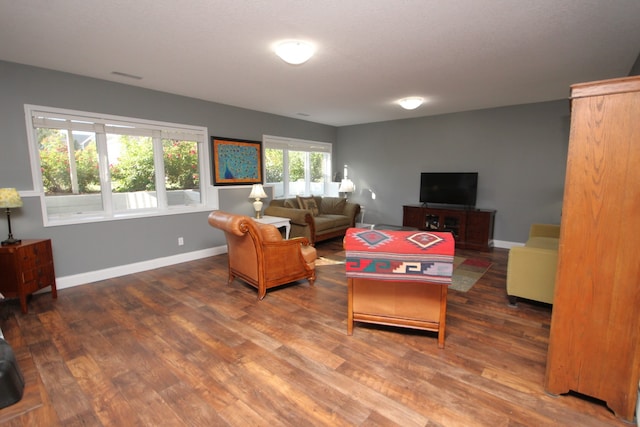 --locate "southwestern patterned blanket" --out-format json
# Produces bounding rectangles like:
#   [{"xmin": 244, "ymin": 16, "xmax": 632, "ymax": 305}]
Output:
[{"xmin": 344, "ymin": 228, "xmax": 455, "ymax": 284}]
